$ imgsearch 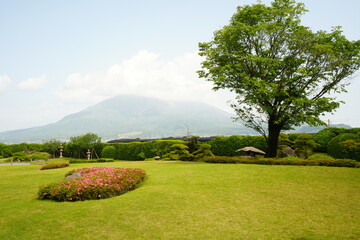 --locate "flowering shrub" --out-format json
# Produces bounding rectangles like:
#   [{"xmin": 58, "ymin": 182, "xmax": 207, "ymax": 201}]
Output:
[
  {"xmin": 40, "ymin": 163, "xmax": 69, "ymax": 170},
  {"xmin": 38, "ymin": 167, "xmax": 146, "ymax": 201}
]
